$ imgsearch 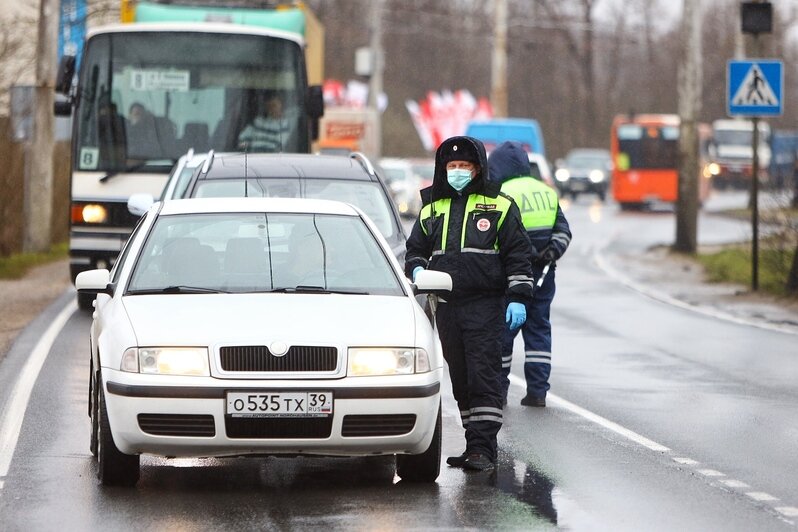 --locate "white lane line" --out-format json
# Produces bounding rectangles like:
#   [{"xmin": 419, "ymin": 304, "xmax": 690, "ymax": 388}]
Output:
[
  {"xmin": 721, "ymin": 479, "xmax": 751, "ymax": 489},
  {"xmin": 508, "ymin": 376, "xmax": 797, "ymax": 521},
  {"xmin": 748, "ymin": 492, "xmax": 780, "ymax": 502},
  {"xmin": 698, "ymin": 469, "xmax": 726, "ymax": 477},
  {"xmin": 0, "ymin": 300, "xmax": 77, "ymax": 483},
  {"xmin": 593, "ymin": 247, "xmax": 798, "ymax": 336},
  {"xmin": 509, "ymin": 375, "xmax": 670, "ymax": 453}
]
